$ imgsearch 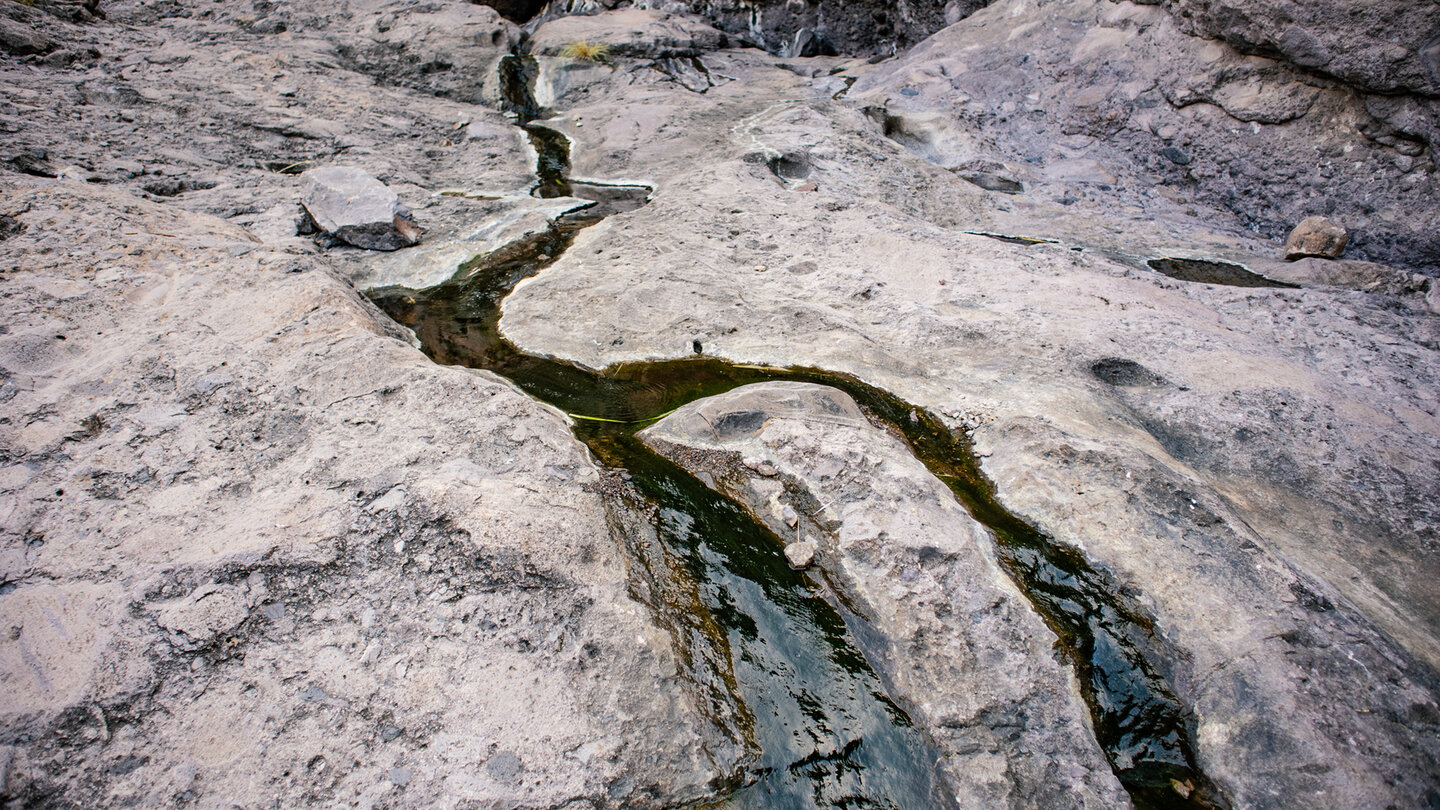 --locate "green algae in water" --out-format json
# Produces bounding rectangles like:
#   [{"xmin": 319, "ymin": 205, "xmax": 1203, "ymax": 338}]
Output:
[{"xmin": 374, "ymin": 256, "xmax": 950, "ymax": 808}]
